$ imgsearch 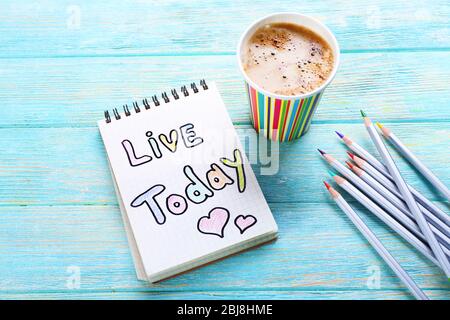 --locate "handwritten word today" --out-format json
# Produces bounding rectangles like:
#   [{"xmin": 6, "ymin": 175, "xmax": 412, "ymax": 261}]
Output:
[{"xmin": 130, "ymin": 149, "xmax": 246, "ymax": 225}]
